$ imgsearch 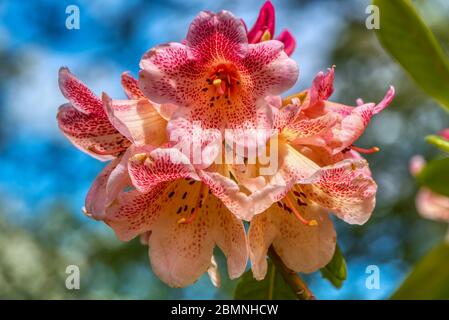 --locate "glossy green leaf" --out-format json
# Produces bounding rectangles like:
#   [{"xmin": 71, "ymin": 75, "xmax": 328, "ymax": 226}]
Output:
[
  {"xmin": 426, "ymin": 135, "xmax": 449, "ymax": 153},
  {"xmin": 320, "ymin": 244, "xmax": 347, "ymax": 289},
  {"xmin": 392, "ymin": 242, "xmax": 449, "ymax": 299},
  {"xmin": 234, "ymin": 260, "xmax": 296, "ymax": 300},
  {"xmin": 417, "ymin": 157, "xmax": 449, "ymax": 197},
  {"xmin": 373, "ymin": 0, "xmax": 449, "ymax": 111}
]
